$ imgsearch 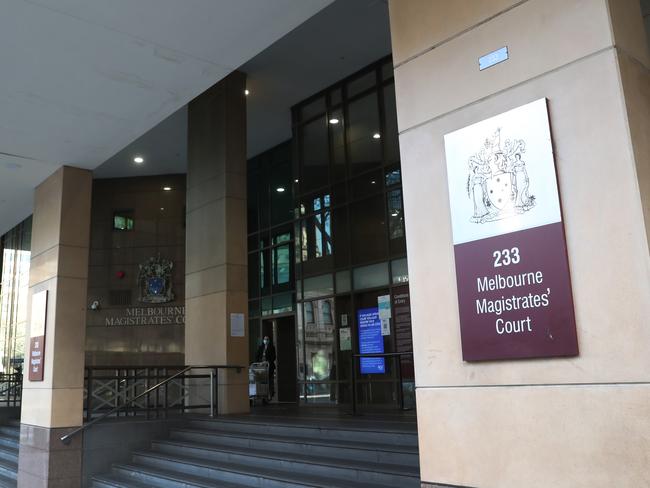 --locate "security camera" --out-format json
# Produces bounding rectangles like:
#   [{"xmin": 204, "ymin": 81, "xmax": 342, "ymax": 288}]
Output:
[{"xmin": 89, "ymin": 300, "xmax": 100, "ymax": 311}]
